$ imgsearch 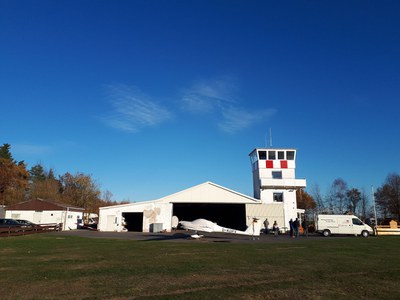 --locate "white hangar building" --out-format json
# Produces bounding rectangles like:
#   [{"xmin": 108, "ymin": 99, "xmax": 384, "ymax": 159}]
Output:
[{"xmin": 98, "ymin": 147, "xmax": 306, "ymax": 233}]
